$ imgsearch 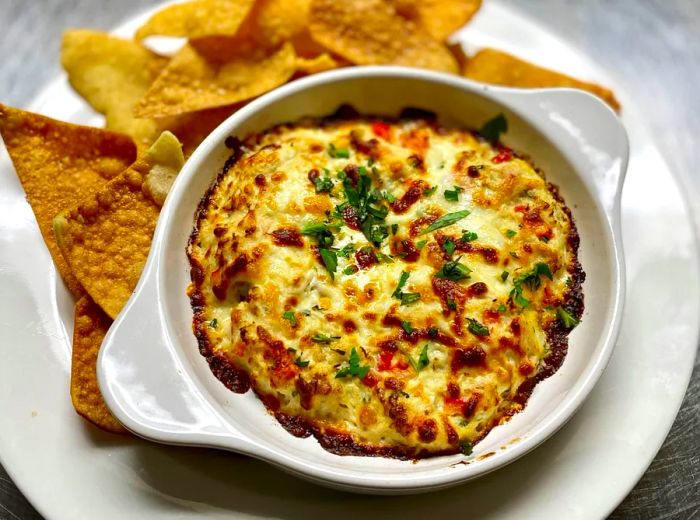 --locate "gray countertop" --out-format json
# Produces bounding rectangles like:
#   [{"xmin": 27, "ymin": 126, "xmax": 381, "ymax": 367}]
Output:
[{"xmin": 1, "ymin": 0, "xmax": 698, "ymax": 518}]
